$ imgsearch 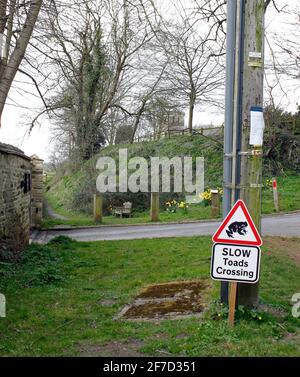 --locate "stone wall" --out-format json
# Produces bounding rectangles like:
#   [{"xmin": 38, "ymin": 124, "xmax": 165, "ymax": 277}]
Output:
[
  {"xmin": 0, "ymin": 143, "xmax": 32, "ymax": 258},
  {"xmin": 31, "ymin": 155, "xmax": 44, "ymax": 228}
]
